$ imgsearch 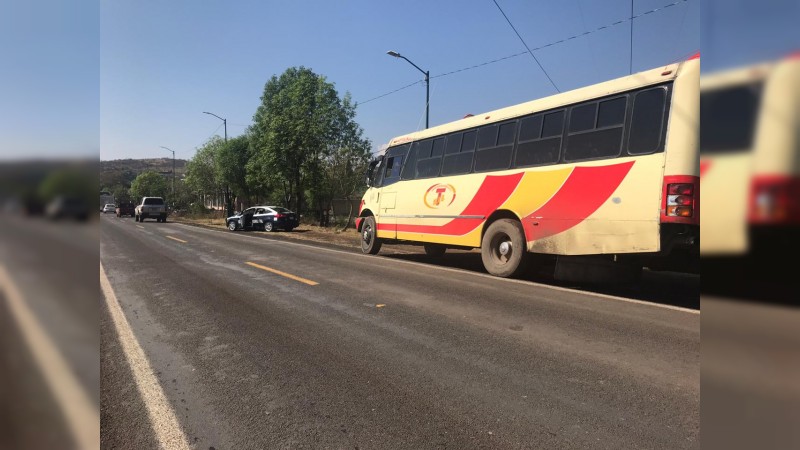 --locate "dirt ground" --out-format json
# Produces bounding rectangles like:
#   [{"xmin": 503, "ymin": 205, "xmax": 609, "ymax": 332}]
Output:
[
  {"xmin": 171, "ymin": 216, "xmax": 487, "ymax": 259},
  {"xmin": 171, "ymin": 217, "xmax": 431, "ymax": 255}
]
